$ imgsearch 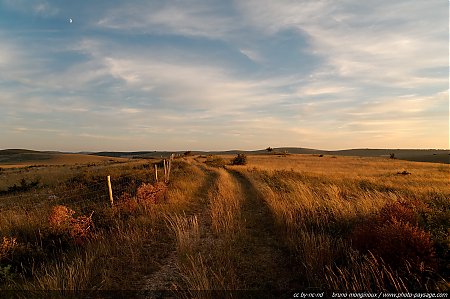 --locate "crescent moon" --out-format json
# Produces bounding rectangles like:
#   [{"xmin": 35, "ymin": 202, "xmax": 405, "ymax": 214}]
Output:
[{"xmin": 69, "ymin": 18, "xmax": 73, "ymax": 23}]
